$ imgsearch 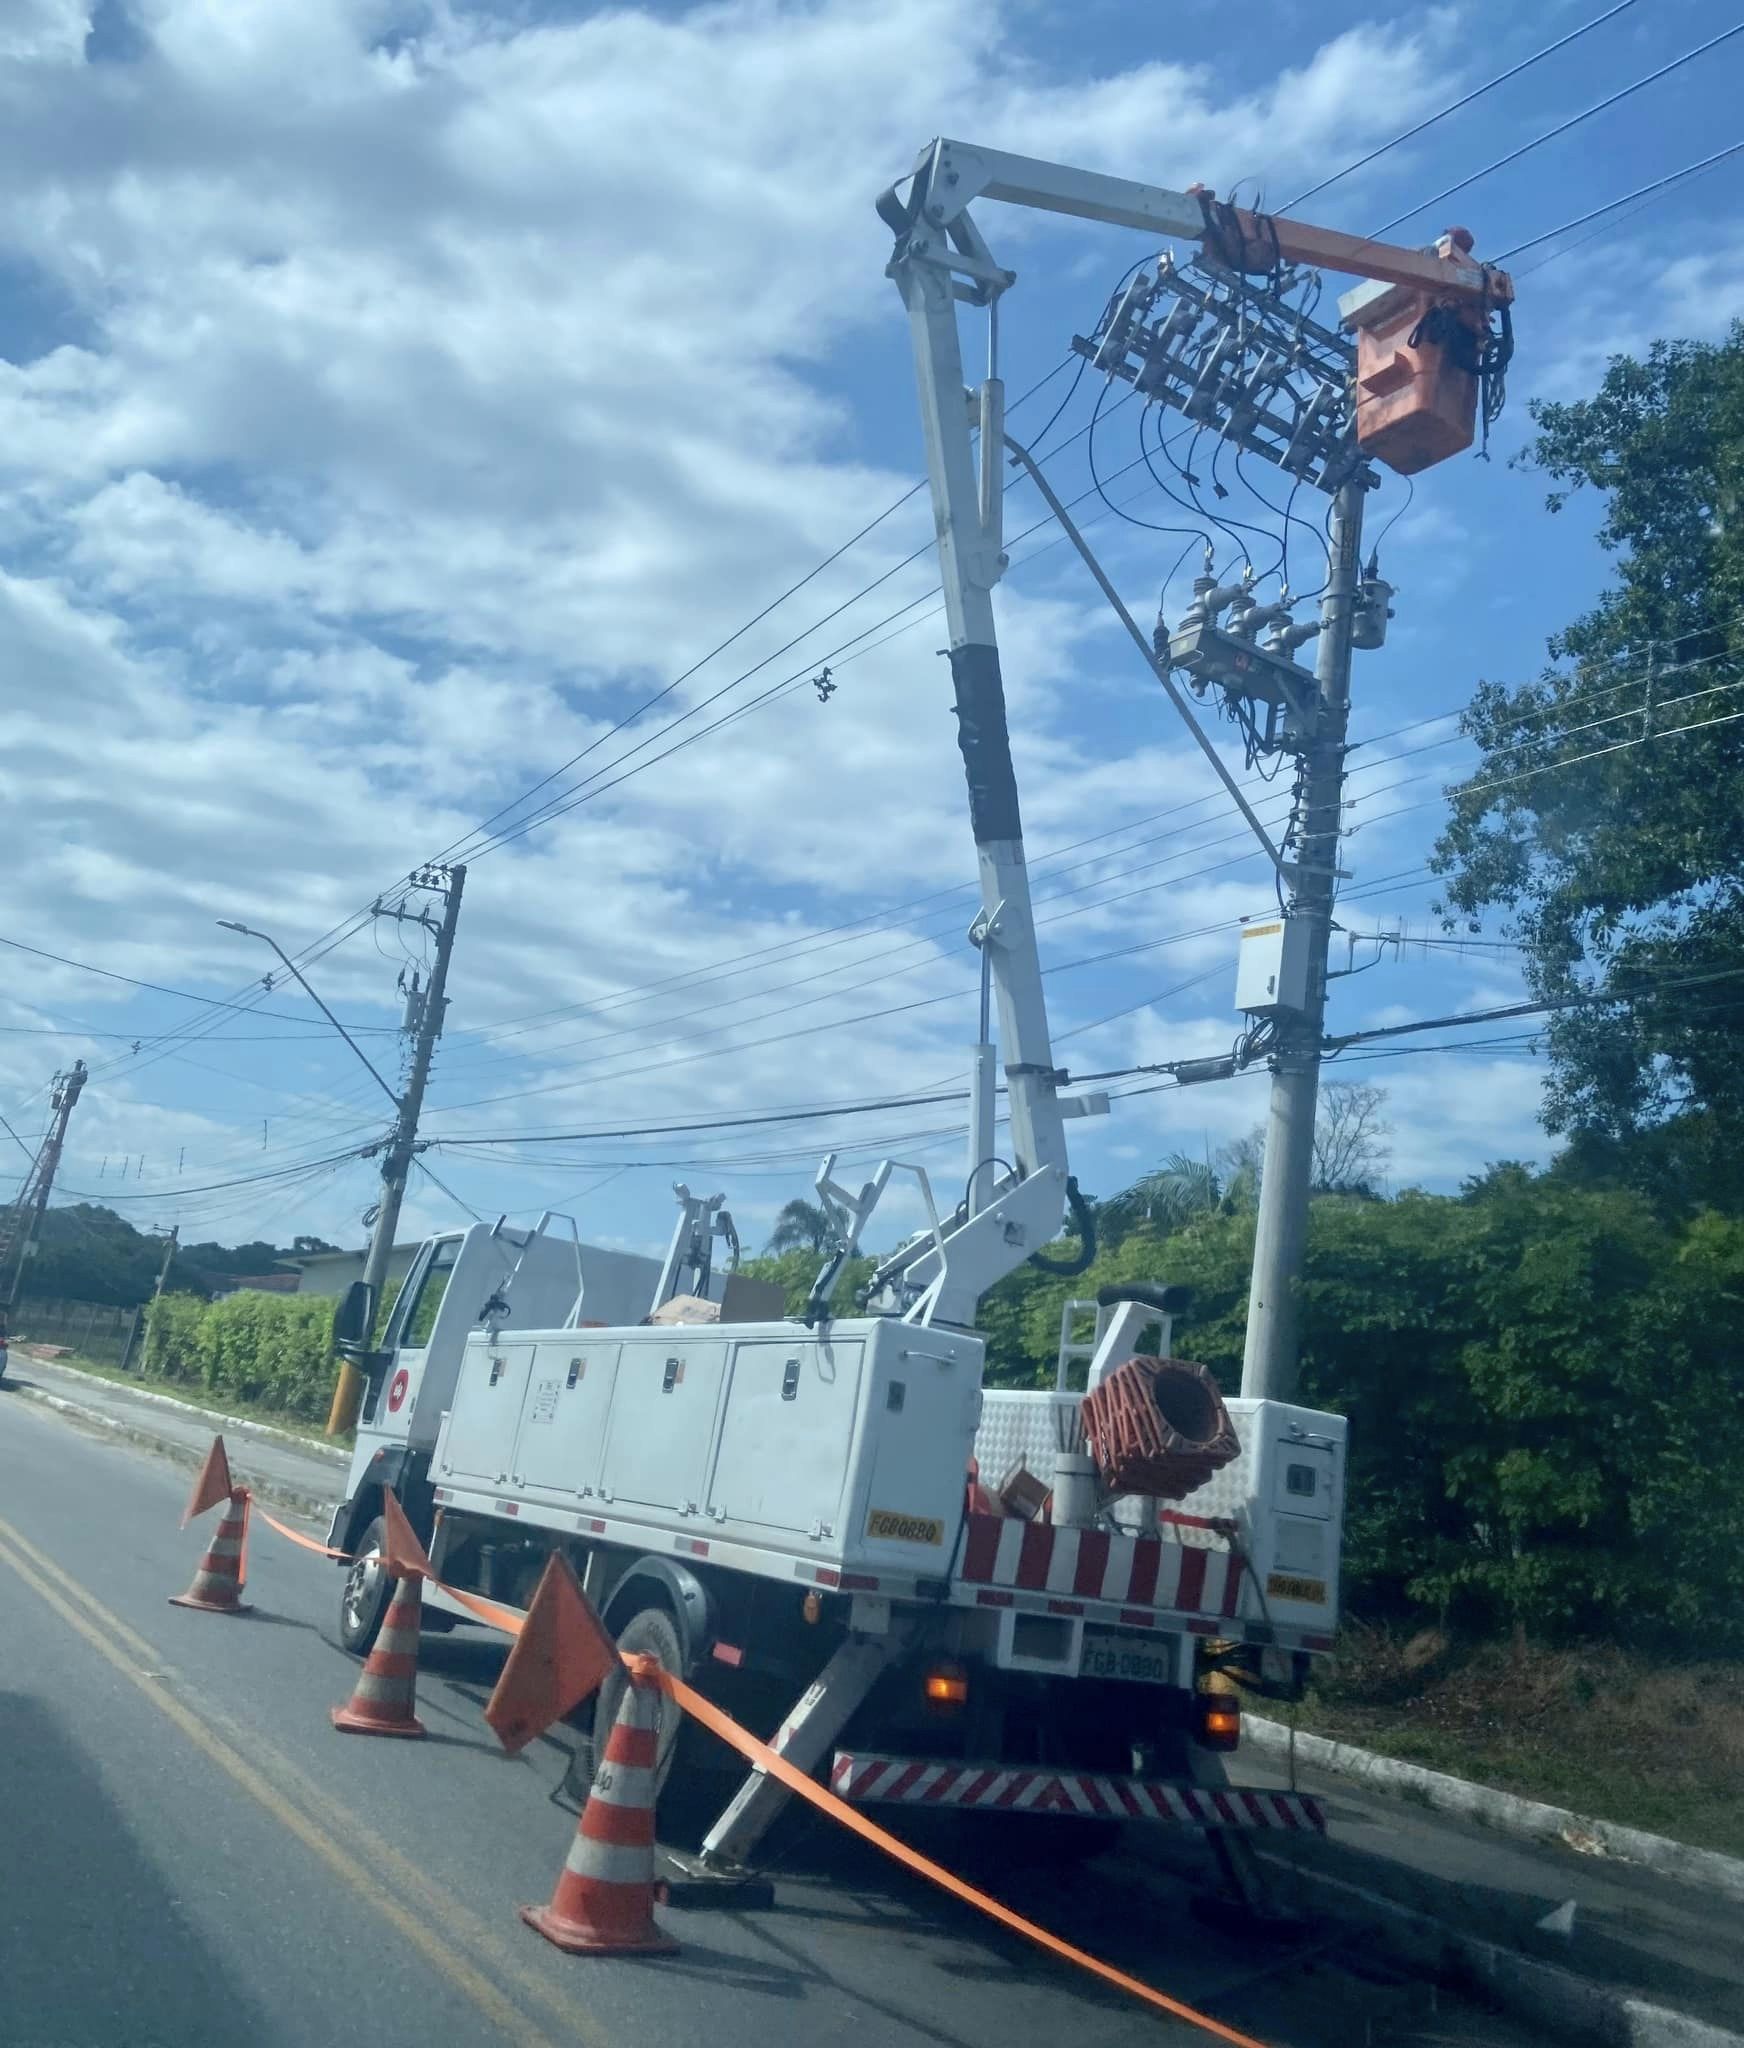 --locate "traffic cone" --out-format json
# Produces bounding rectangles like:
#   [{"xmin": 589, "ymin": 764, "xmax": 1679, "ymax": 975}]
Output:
[
  {"xmin": 520, "ymin": 1660, "xmax": 677, "ymax": 1956},
  {"xmin": 331, "ymin": 1569, "xmax": 427, "ymax": 1738},
  {"xmin": 169, "ymin": 1488, "xmax": 252, "ymax": 1614}
]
